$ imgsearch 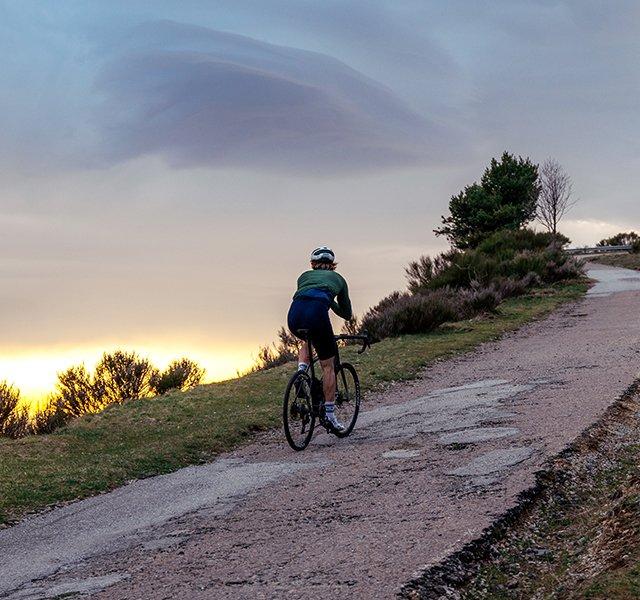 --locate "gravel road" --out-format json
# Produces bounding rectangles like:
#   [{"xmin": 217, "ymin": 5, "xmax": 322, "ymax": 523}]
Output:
[{"xmin": 2, "ymin": 263, "xmax": 640, "ymax": 599}]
